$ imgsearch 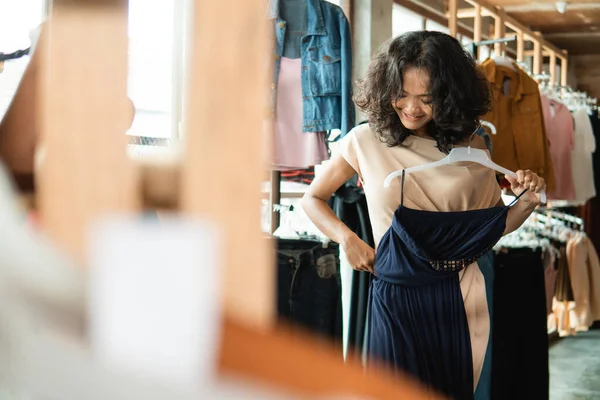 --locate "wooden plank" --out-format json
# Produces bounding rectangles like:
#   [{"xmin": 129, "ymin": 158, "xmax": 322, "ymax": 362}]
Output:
[
  {"xmin": 516, "ymin": 30, "xmax": 524, "ymax": 61},
  {"xmin": 340, "ymin": 0, "xmax": 352, "ymax": 25},
  {"xmin": 395, "ymin": 0, "xmax": 484, "ymax": 40},
  {"xmin": 549, "ymin": 52, "xmax": 557, "ymax": 85},
  {"xmin": 473, "ymin": 4, "xmax": 482, "ymax": 50},
  {"xmin": 561, "ymin": 54, "xmax": 569, "ymax": 86},
  {"xmin": 219, "ymin": 318, "xmax": 445, "ymax": 399},
  {"xmin": 462, "ymin": 0, "xmax": 566, "ymax": 56},
  {"xmin": 37, "ymin": 0, "xmax": 139, "ymax": 262},
  {"xmin": 494, "ymin": 10, "xmax": 506, "ymax": 56},
  {"xmin": 533, "ymin": 33, "xmax": 543, "ymax": 75},
  {"xmin": 448, "ymin": 0, "xmax": 458, "ymax": 37},
  {"xmin": 181, "ymin": 0, "xmax": 274, "ymax": 327},
  {"xmin": 456, "ymin": 7, "xmax": 495, "ymax": 18}
]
